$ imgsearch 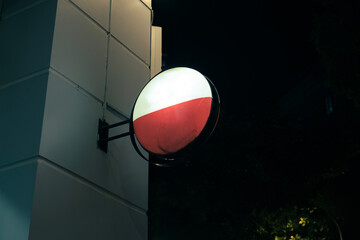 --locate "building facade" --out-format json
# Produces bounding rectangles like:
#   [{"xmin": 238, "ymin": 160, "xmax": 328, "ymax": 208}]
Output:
[{"xmin": 0, "ymin": 0, "xmax": 161, "ymax": 239}]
